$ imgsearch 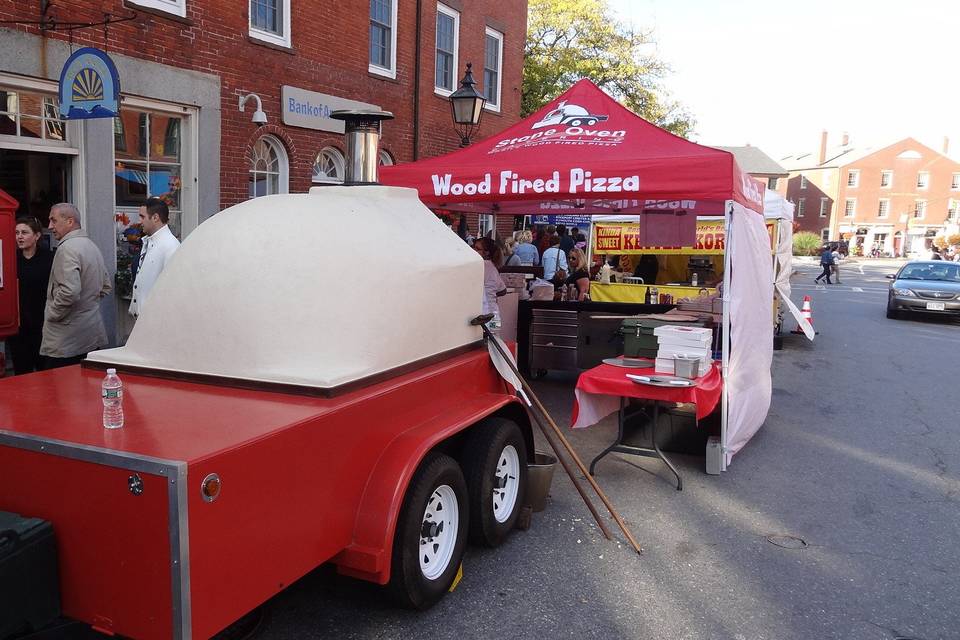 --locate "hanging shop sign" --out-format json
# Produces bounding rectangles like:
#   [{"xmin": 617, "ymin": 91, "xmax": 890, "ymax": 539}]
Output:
[
  {"xmin": 58, "ymin": 47, "xmax": 121, "ymax": 119},
  {"xmin": 530, "ymin": 215, "xmax": 594, "ymax": 227},
  {"xmin": 281, "ymin": 86, "xmax": 380, "ymax": 134},
  {"xmin": 592, "ymin": 220, "xmax": 776, "ymax": 255}
]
